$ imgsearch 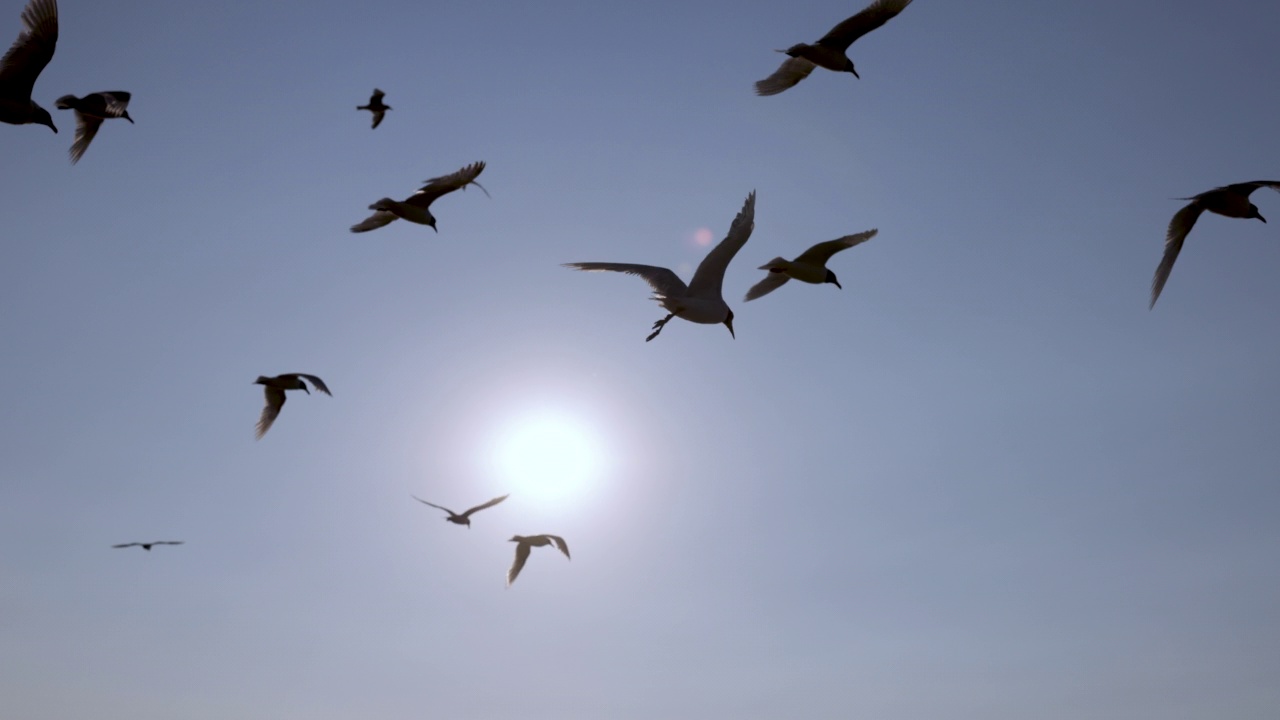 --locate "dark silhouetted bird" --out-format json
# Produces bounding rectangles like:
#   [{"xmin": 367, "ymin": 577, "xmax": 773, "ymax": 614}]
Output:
[
  {"xmin": 1150, "ymin": 181, "xmax": 1280, "ymax": 309},
  {"xmin": 507, "ymin": 534, "xmax": 570, "ymax": 586},
  {"xmin": 0, "ymin": 0, "xmax": 58, "ymax": 132},
  {"xmin": 350, "ymin": 161, "xmax": 488, "ymax": 233},
  {"xmin": 745, "ymin": 229, "xmax": 877, "ymax": 301},
  {"xmin": 357, "ymin": 88, "xmax": 389, "ymax": 129},
  {"xmin": 756, "ymin": 0, "xmax": 913, "ymax": 96},
  {"xmin": 112, "ymin": 541, "xmax": 183, "ymax": 551},
  {"xmin": 253, "ymin": 373, "xmax": 332, "ymax": 439},
  {"xmin": 565, "ymin": 191, "xmax": 755, "ymax": 341},
  {"xmin": 412, "ymin": 493, "xmax": 509, "ymax": 528},
  {"xmin": 55, "ymin": 90, "xmax": 132, "ymax": 163}
]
